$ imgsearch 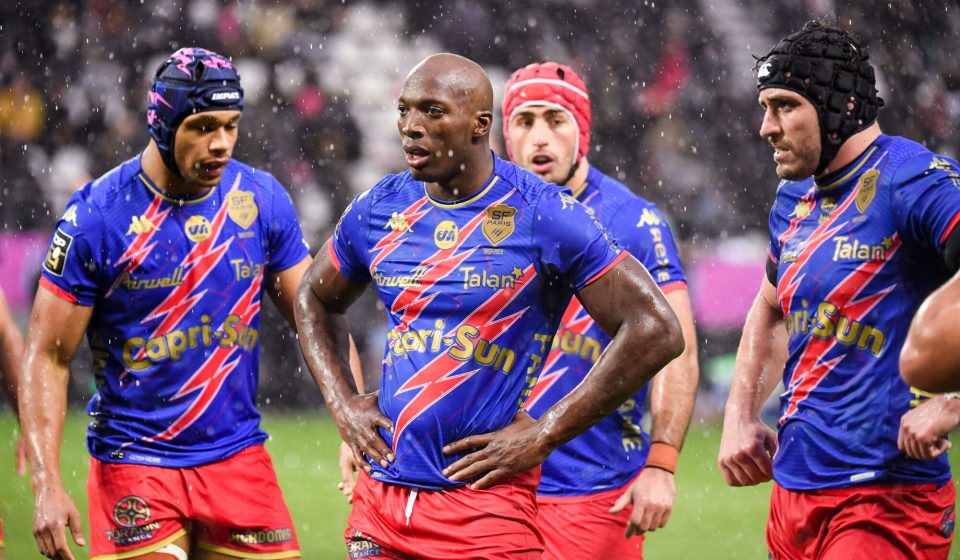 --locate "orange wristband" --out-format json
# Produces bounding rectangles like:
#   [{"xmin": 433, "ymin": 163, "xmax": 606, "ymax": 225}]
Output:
[{"xmin": 645, "ymin": 442, "xmax": 679, "ymax": 474}]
